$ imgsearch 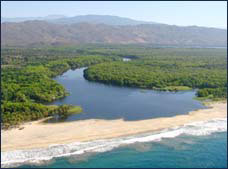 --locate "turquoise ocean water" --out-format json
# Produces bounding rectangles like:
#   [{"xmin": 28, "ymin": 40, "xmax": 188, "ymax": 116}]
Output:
[{"xmin": 18, "ymin": 132, "xmax": 227, "ymax": 168}]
